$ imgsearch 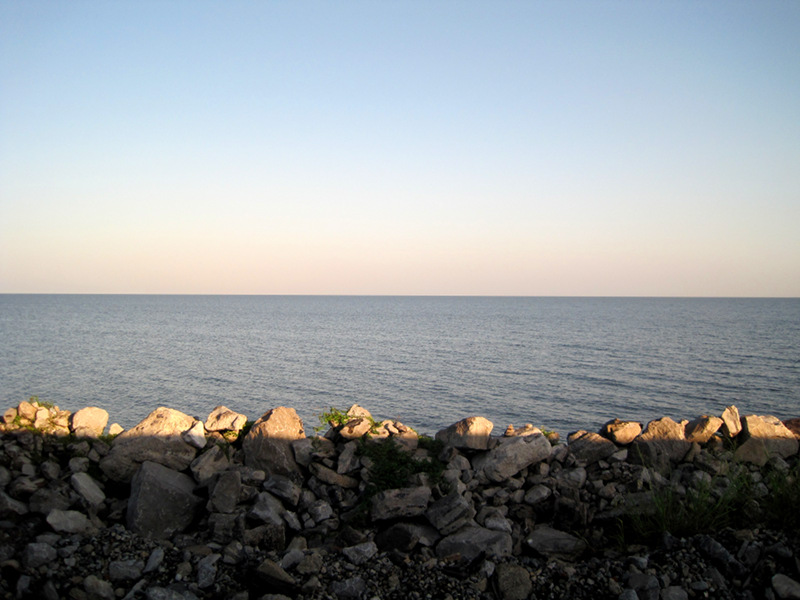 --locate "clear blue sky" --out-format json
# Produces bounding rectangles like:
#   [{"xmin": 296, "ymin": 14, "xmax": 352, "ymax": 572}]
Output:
[{"xmin": 1, "ymin": 1, "xmax": 798, "ymax": 296}]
